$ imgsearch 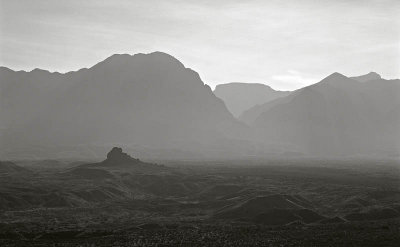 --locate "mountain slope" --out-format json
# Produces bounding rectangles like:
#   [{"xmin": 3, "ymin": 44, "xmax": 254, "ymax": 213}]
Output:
[
  {"xmin": 248, "ymin": 72, "xmax": 400, "ymax": 157},
  {"xmin": 0, "ymin": 52, "xmax": 248, "ymax": 159},
  {"xmin": 214, "ymin": 82, "xmax": 290, "ymax": 117},
  {"xmin": 215, "ymin": 194, "xmax": 325, "ymax": 225}
]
